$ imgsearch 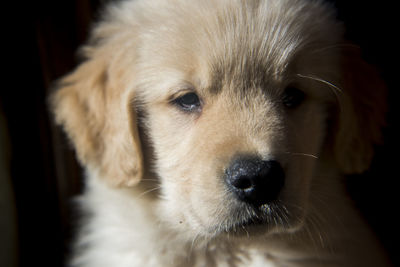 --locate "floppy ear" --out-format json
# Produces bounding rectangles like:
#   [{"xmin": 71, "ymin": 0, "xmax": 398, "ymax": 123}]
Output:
[
  {"xmin": 50, "ymin": 50, "xmax": 143, "ymax": 187},
  {"xmin": 333, "ymin": 49, "xmax": 386, "ymax": 174}
]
